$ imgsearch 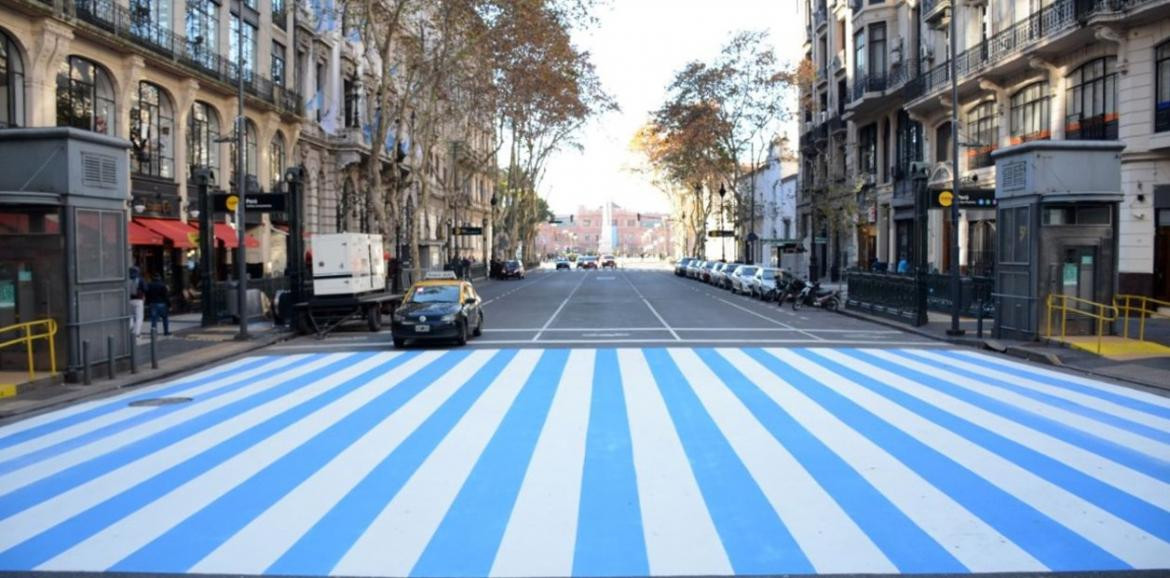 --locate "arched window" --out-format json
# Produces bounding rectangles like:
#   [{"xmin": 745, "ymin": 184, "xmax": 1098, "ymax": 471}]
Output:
[
  {"xmin": 1066, "ymin": 57, "xmax": 1118, "ymax": 140},
  {"xmin": 56, "ymin": 56, "xmax": 116, "ymax": 134},
  {"xmin": 1, "ymin": 29, "xmax": 25, "ymax": 128},
  {"xmin": 188, "ymin": 101, "xmax": 219, "ymax": 180},
  {"xmin": 131, "ymin": 81, "xmax": 174, "ymax": 178},
  {"xmin": 269, "ymin": 131, "xmax": 286, "ymax": 190},
  {"xmin": 1010, "ymin": 81, "xmax": 1050, "ymax": 143},
  {"xmin": 966, "ymin": 100, "xmax": 997, "ymax": 169}
]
